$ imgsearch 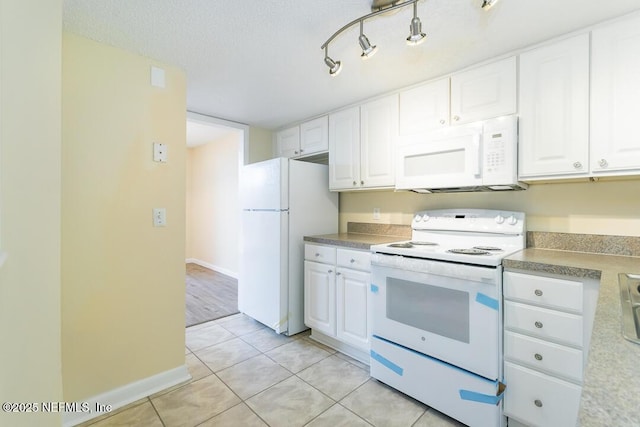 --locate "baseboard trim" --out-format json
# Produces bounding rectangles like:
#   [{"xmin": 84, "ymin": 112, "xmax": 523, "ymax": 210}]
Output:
[
  {"xmin": 185, "ymin": 258, "xmax": 238, "ymax": 279},
  {"xmin": 63, "ymin": 365, "xmax": 190, "ymax": 427}
]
